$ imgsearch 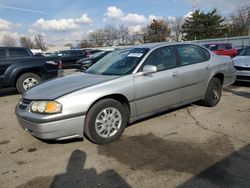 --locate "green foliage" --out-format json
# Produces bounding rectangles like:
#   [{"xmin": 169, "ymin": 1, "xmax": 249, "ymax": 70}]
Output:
[
  {"xmin": 182, "ymin": 9, "xmax": 227, "ymax": 40},
  {"xmin": 143, "ymin": 19, "xmax": 171, "ymax": 42}
]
